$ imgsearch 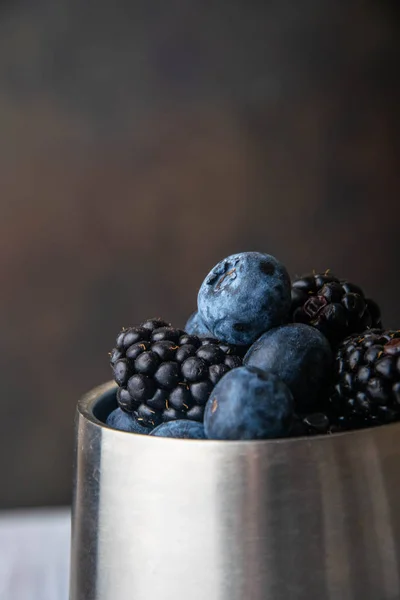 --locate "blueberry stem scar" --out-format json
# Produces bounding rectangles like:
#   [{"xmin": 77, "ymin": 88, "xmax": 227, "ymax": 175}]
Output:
[{"xmin": 215, "ymin": 268, "xmax": 236, "ymax": 291}]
